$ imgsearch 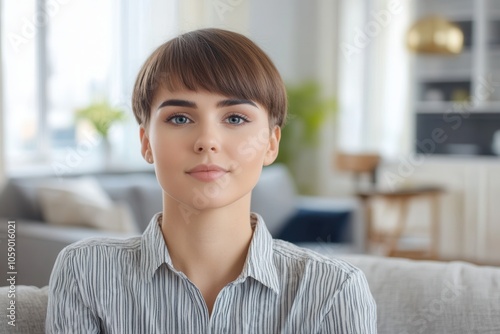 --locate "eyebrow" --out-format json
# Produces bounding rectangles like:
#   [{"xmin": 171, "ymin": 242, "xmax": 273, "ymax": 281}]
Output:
[
  {"xmin": 217, "ymin": 98, "xmax": 257, "ymax": 108},
  {"xmin": 156, "ymin": 98, "xmax": 257, "ymax": 110},
  {"xmin": 157, "ymin": 99, "xmax": 195, "ymax": 109}
]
